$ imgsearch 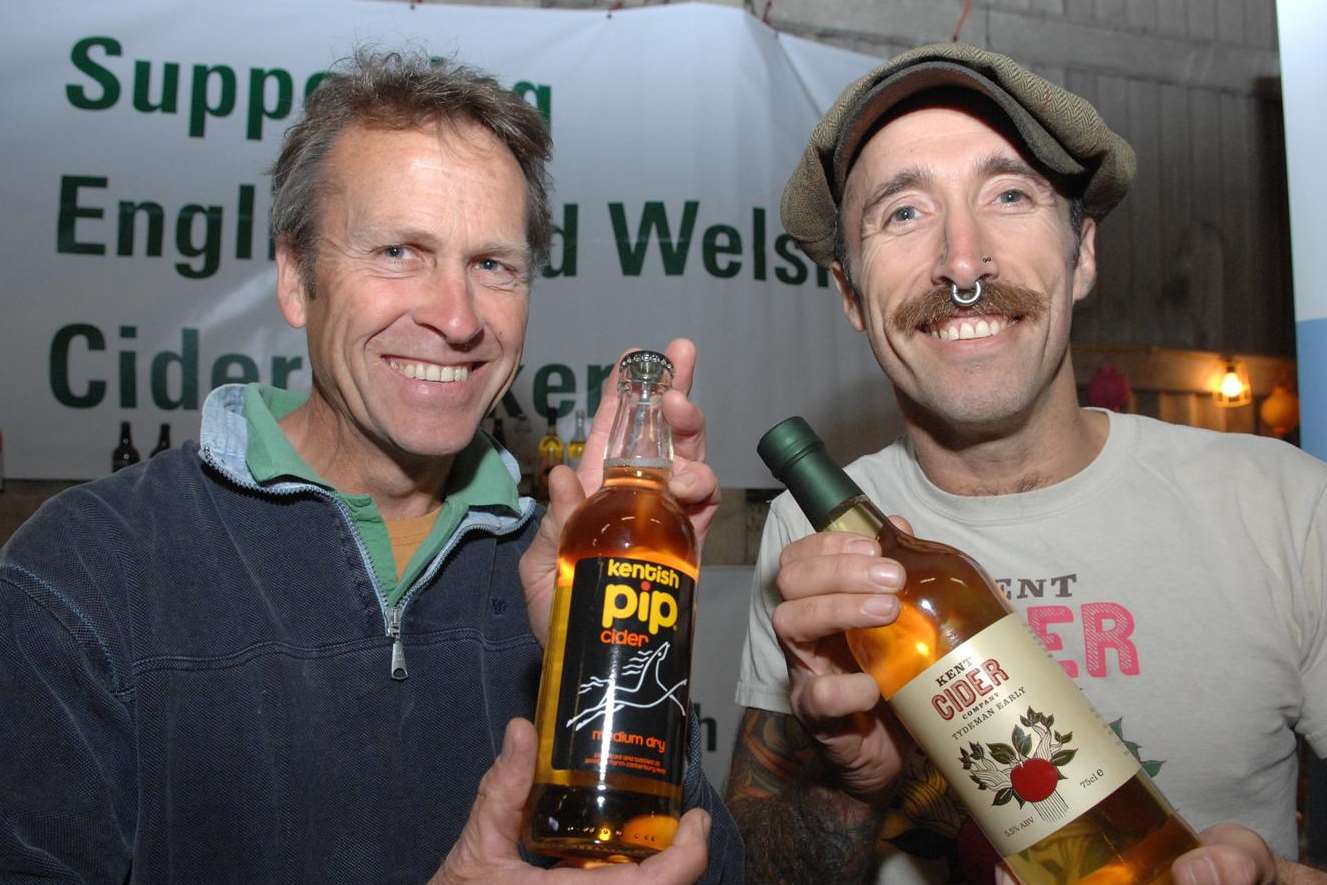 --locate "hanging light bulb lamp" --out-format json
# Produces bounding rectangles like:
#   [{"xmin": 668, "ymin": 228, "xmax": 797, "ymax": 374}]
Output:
[{"xmin": 1213, "ymin": 358, "xmax": 1252, "ymax": 408}]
